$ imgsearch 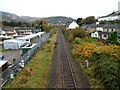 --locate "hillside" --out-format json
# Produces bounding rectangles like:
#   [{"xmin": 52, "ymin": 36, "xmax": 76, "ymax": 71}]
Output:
[
  {"xmin": 0, "ymin": 11, "xmax": 39, "ymax": 22},
  {"xmin": 41, "ymin": 16, "xmax": 75, "ymax": 24},
  {"xmin": 1, "ymin": 11, "xmax": 22, "ymax": 21},
  {"xmin": 1, "ymin": 11, "xmax": 75, "ymax": 24}
]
